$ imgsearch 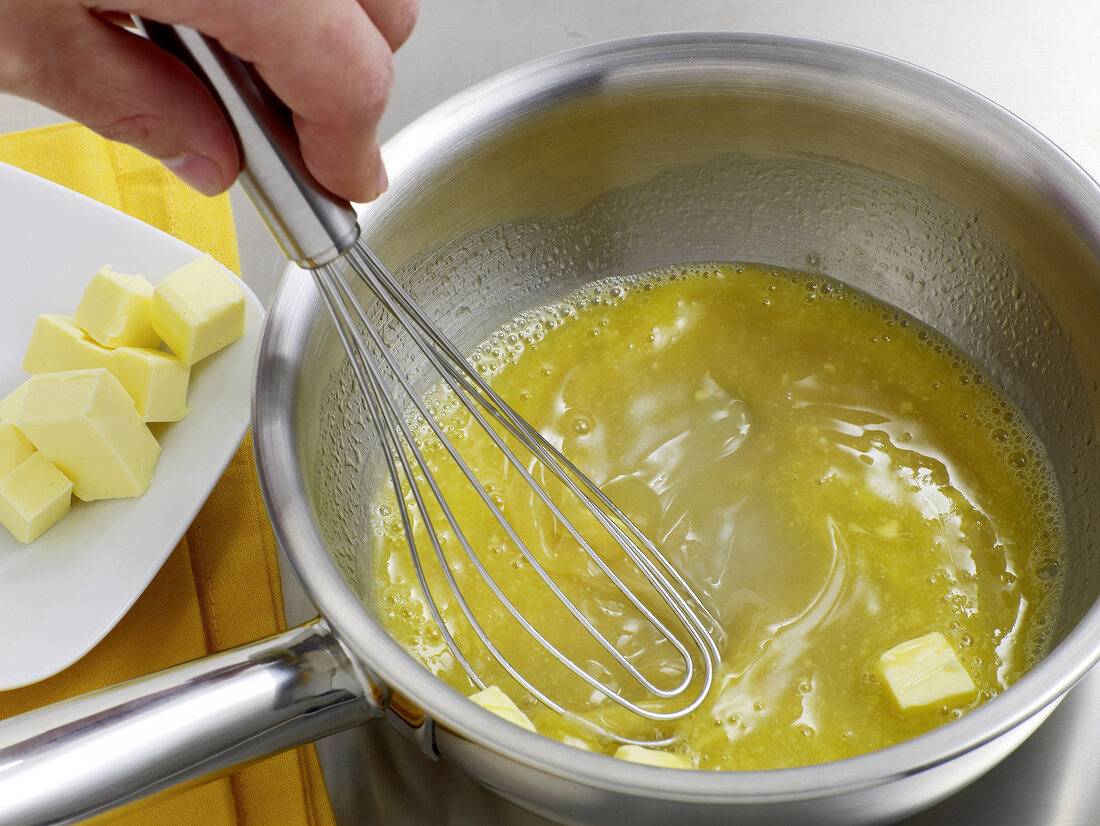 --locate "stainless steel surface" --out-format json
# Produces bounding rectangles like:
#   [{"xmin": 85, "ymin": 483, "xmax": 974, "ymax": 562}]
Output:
[
  {"xmin": 253, "ymin": 31, "xmax": 1100, "ymax": 826},
  {"xmin": 0, "ymin": 620, "xmax": 378, "ymax": 826},
  {"xmin": 1, "ymin": 3, "xmax": 1099, "ymax": 824},
  {"xmin": 330, "ymin": 8, "xmax": 1100, "ymax": 822},
  {"xmin": 136, "ymin": 20, "xmax": 360, "ymax": 268}
]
